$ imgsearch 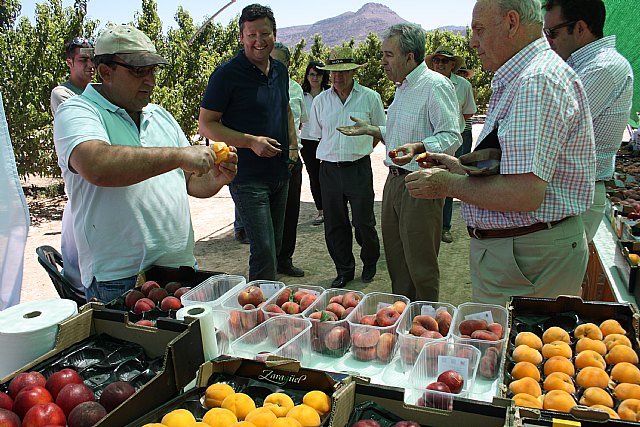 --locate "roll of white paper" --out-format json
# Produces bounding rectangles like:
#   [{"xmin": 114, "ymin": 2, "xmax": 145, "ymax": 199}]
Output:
[
  {"xmin": 0, "ymin": 299, "xmax": 78, "ymax": 378},
  {"xmin": 176, "ymin": 304, "xmax": 219, "ymax": 361}
]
